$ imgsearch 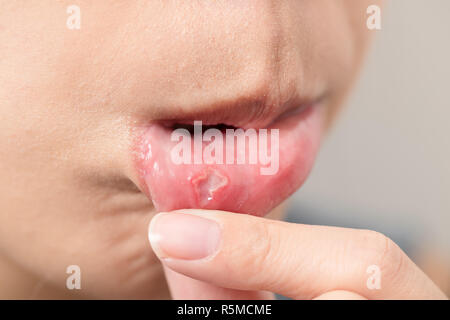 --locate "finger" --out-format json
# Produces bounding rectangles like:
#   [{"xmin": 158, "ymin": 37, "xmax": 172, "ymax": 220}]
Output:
[
  {"xmin": 163, "ymin": 266, "xmax": 274, "ymax": 300},
  {"xmin": 161, "ymin": 205, "xmax": 286, "ymax": 300},
  {"xmin": 149, "ymin": 209, "xmax": 447, "ymax": 300},
  {"xmin": 313, "ymin": 290, "xmax": 367, "ymax": 300}
]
